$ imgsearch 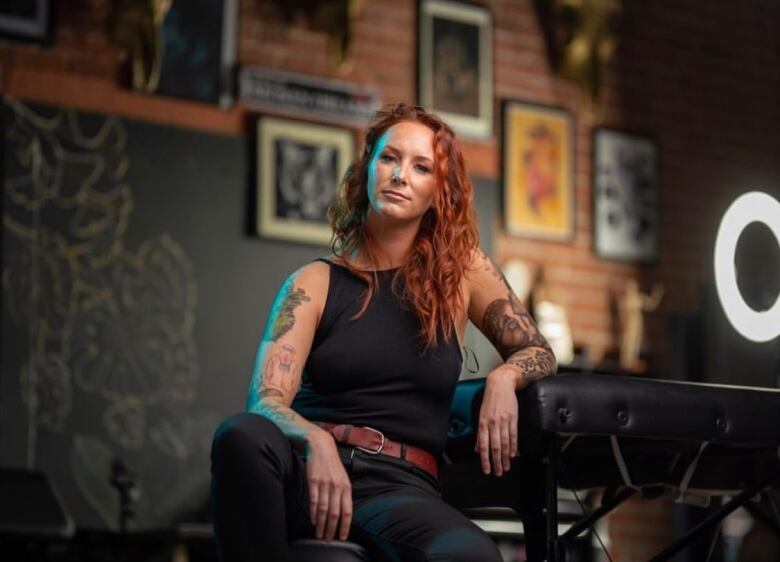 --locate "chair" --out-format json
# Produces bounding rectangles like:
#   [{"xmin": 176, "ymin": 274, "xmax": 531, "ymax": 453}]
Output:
[{"xmin": 289, "ymin": 538, "xmax": 369, "ymax": 562}]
